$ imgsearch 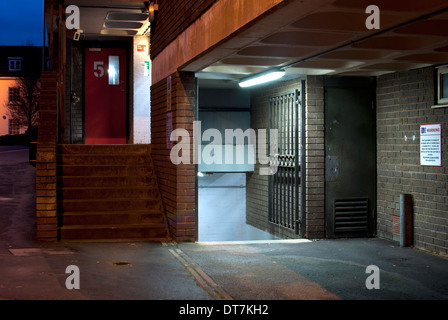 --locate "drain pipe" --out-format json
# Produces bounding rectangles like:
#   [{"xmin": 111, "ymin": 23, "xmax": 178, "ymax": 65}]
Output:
[
  {"xmin": 400, "ymin": 194, "xmax": 413, "ymax": 247},
  {"xmin": 300, "ymin": 80, "xmax": 307, "ymax": 237}
]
